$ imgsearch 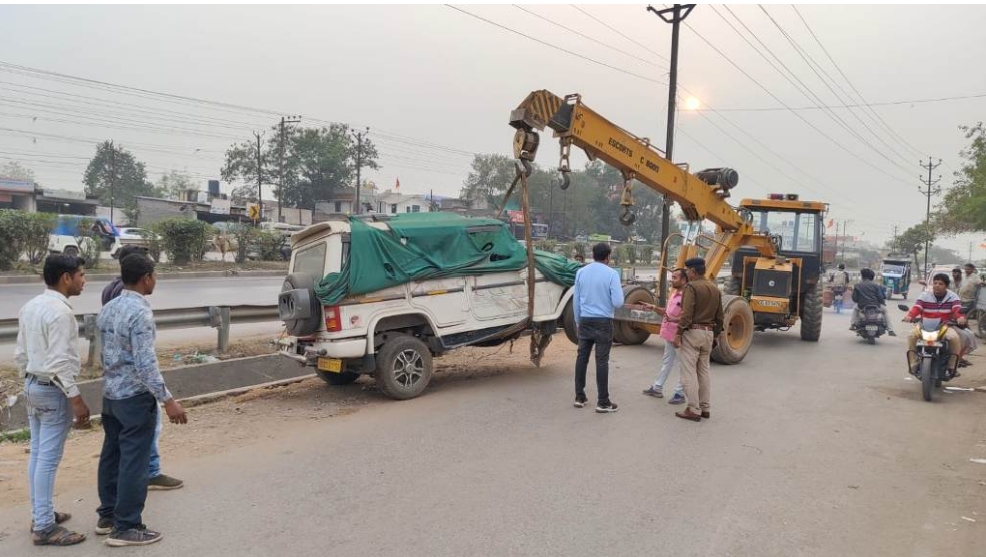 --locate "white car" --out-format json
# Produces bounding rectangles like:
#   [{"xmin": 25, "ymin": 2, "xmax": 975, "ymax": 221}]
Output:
[
  {"xmin": 275, "ymin": 214, "xmax": 578, "ymax": 400},
  {"xmin": 110, "ymin": 227, "xmax": 154, "ymax": 258}
]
